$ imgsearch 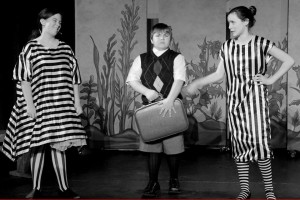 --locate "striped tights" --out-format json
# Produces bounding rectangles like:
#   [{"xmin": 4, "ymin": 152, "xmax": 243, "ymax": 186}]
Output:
[
  {"xmin": 258, "ymin": 159, "xmax": 276, "ymax": 200},
  {"xmin": 30, "ymin": 146, "xmax": 69, "ymax": 191},
  {"xmin": 236, "ymin": 159, "xmax": 276, "ymax": 200},
  {"xmin": 236, "ymin": 161, "xmax": 250, "ymax": 199}
]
